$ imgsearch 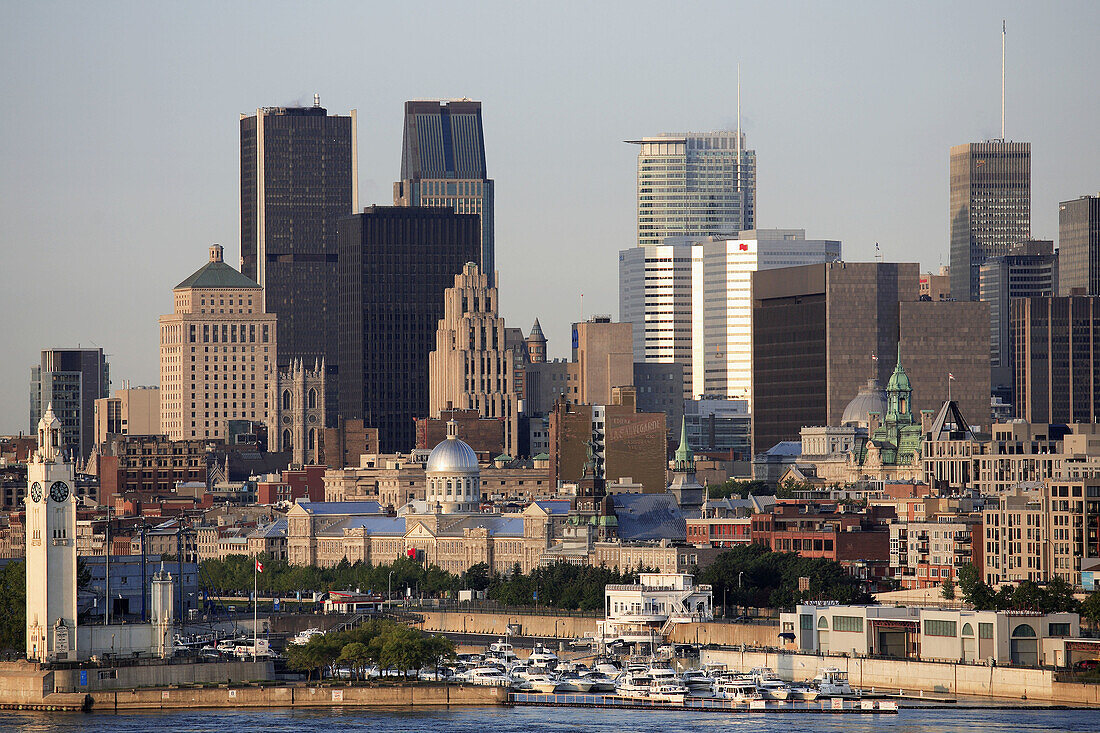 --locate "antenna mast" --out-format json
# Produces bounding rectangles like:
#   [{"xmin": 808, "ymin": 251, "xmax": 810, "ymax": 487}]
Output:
[
  {"xmin": 1001, "ymin": 19, "xmax": 1006, "ymax": 140},
  {"xmin": 736, "ymin": 63, "xmax": 742, "ymax": 158}
]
